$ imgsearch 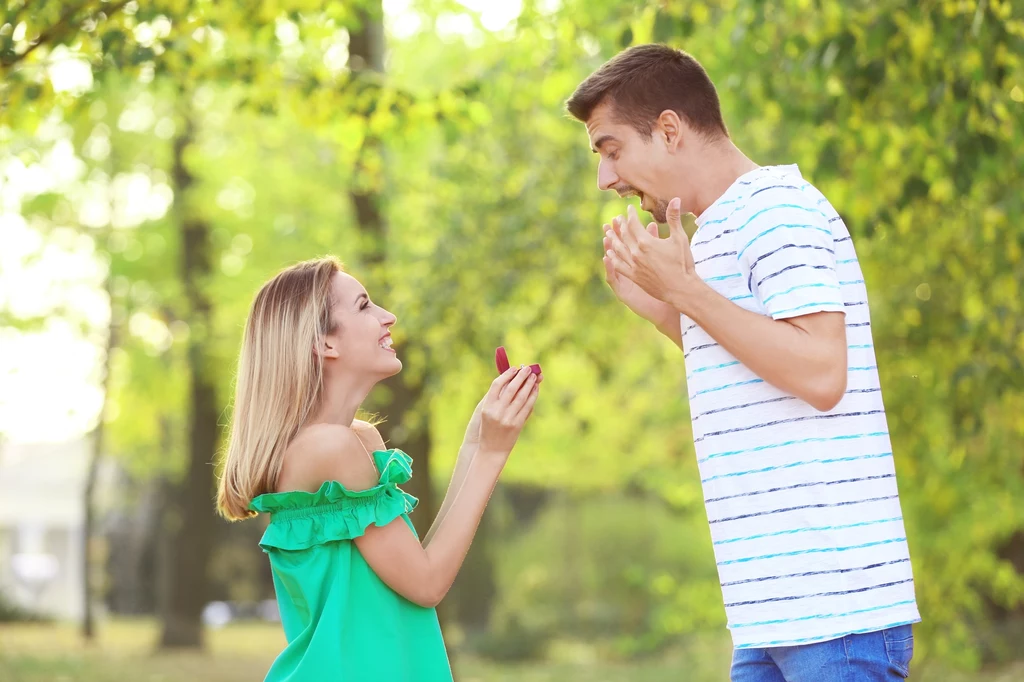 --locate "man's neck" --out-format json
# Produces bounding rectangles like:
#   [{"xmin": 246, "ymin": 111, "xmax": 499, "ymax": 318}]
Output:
[{"xmin": 689, "ymin": 141, "xmax": 759, "ymax": 217}]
